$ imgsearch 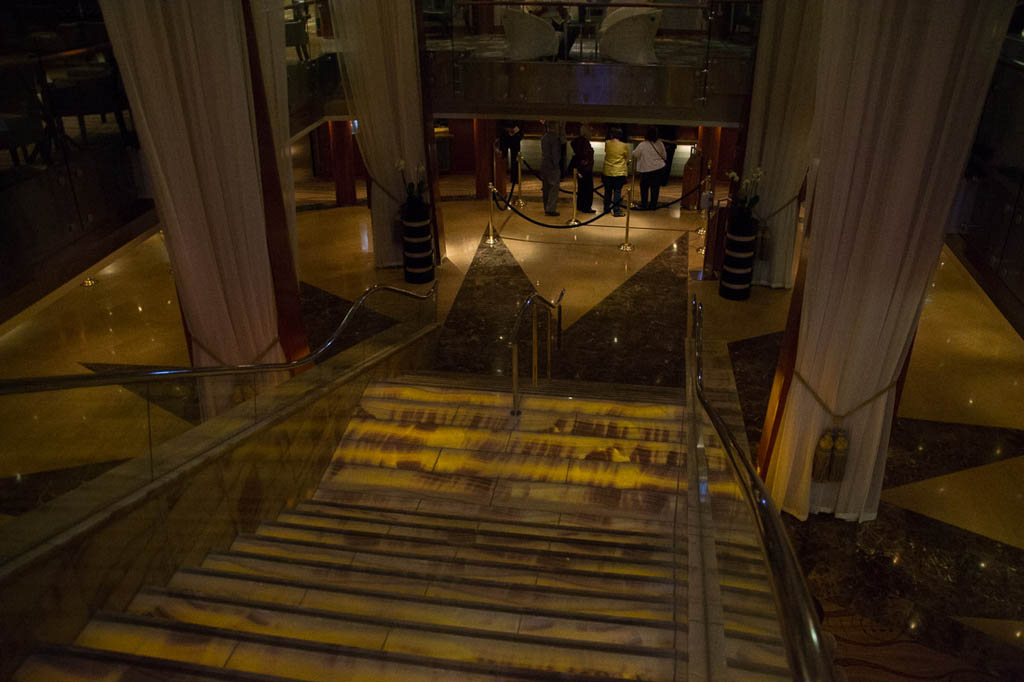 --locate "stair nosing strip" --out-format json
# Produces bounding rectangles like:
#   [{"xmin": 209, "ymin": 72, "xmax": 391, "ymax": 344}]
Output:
[
  {"xmin": 263, "ymin": 519, "xmax": 680, "ymax": 567},
  {"xmin": 238, "ymin": 532, "xmax": 675, "ymax": 584},
  {"xmin": 90, "ymin": 610, "xmax": 658, "ymax": 682},
  {"xmin": 288, "ymin": 507, "xmax": 674, "ymax": 552},
  {"xmin": 31, "ymin": 642, "xmax": 299, "ymax": 682},
  {"xmin": 726, "ymin": 656, "xmax": 791, "ymax": 678},
  {"xmin": 137, "ymin": 586, "xmax": 681, "ymax": 658},
  {"xmin": 204, "ymin": 550, "xmax": 679, "ymax": 603},
  {"xmin": 304, "ymin": 498, "xmax": 673, "ymax": 538},
  {"xmin": 373, "ymin": 377, "xmax": 686, "ymax": 407}
]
